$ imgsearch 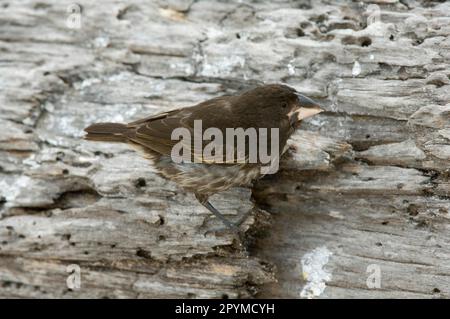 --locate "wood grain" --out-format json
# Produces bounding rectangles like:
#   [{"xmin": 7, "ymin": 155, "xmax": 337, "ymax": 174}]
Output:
[{"xmin": 0, "ymin": 0, "xmax": 449, "ymax": 298}]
